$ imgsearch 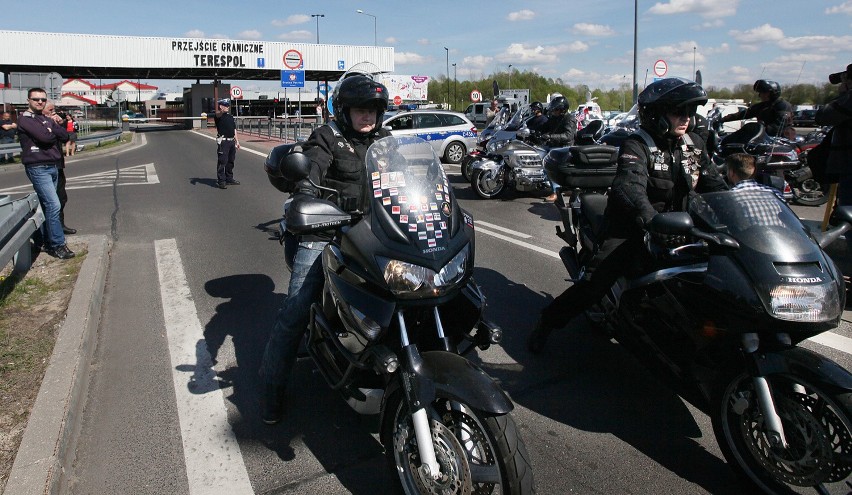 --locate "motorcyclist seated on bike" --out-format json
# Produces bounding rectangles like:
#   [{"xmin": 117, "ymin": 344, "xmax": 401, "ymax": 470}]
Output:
[
  {"xmin": 721, "ymin": 79, "xmax": 794, "ymax": 139},
  {"xmin": 260, "ymin": 74, "xmax": 392, "ymax": 425},
  {"xmin": 534, "ymin": 96, "xmax": 579, "ymax": 201},
  {"xmin": 528, "ymin": 77, "xmax": 728, "ymax": 354},
  {"xmin": 526, "ymin": 101, "xmax": 548, "ymax": 133}
]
